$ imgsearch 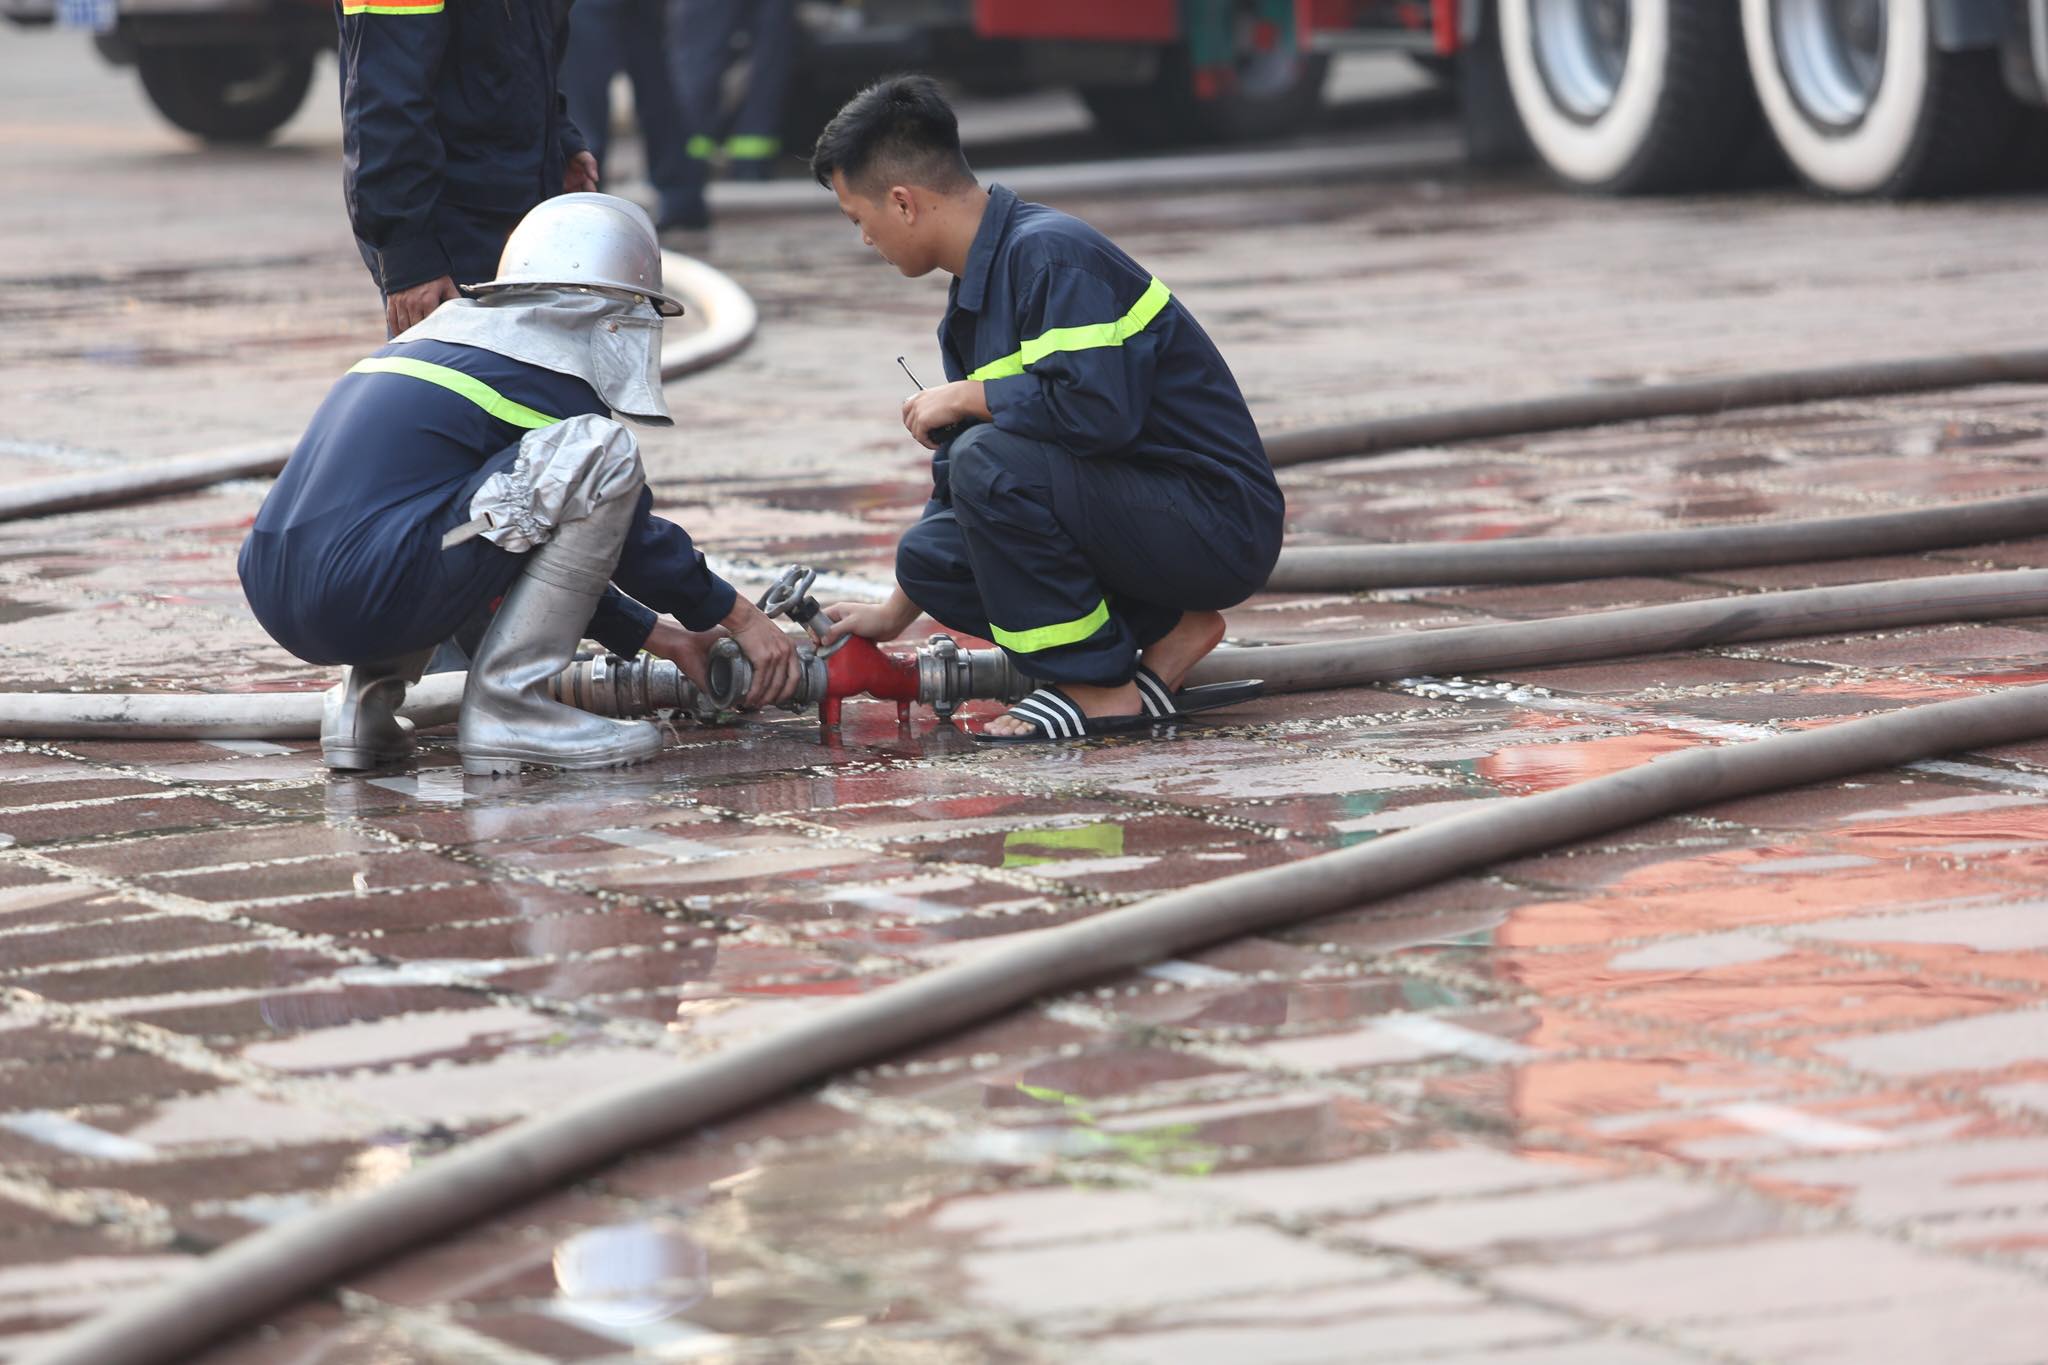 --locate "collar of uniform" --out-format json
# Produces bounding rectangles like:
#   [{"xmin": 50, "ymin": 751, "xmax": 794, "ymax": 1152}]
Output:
[{"xmin": 954, "ymin": 182, "xmax": 1018, "ymax": 314}]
